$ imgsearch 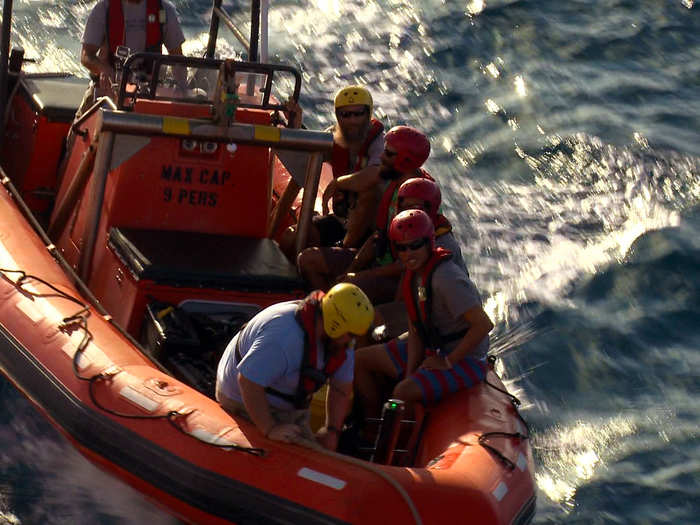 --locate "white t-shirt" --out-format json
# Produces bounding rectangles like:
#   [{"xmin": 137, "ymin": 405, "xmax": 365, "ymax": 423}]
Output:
[
  {"xmin": 216, "ymin": 300, "xmax": 354, "ymax": 410},
  {"xmin": 82, "ymin": 0, "xmax": 185, "ymax": 54}
]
